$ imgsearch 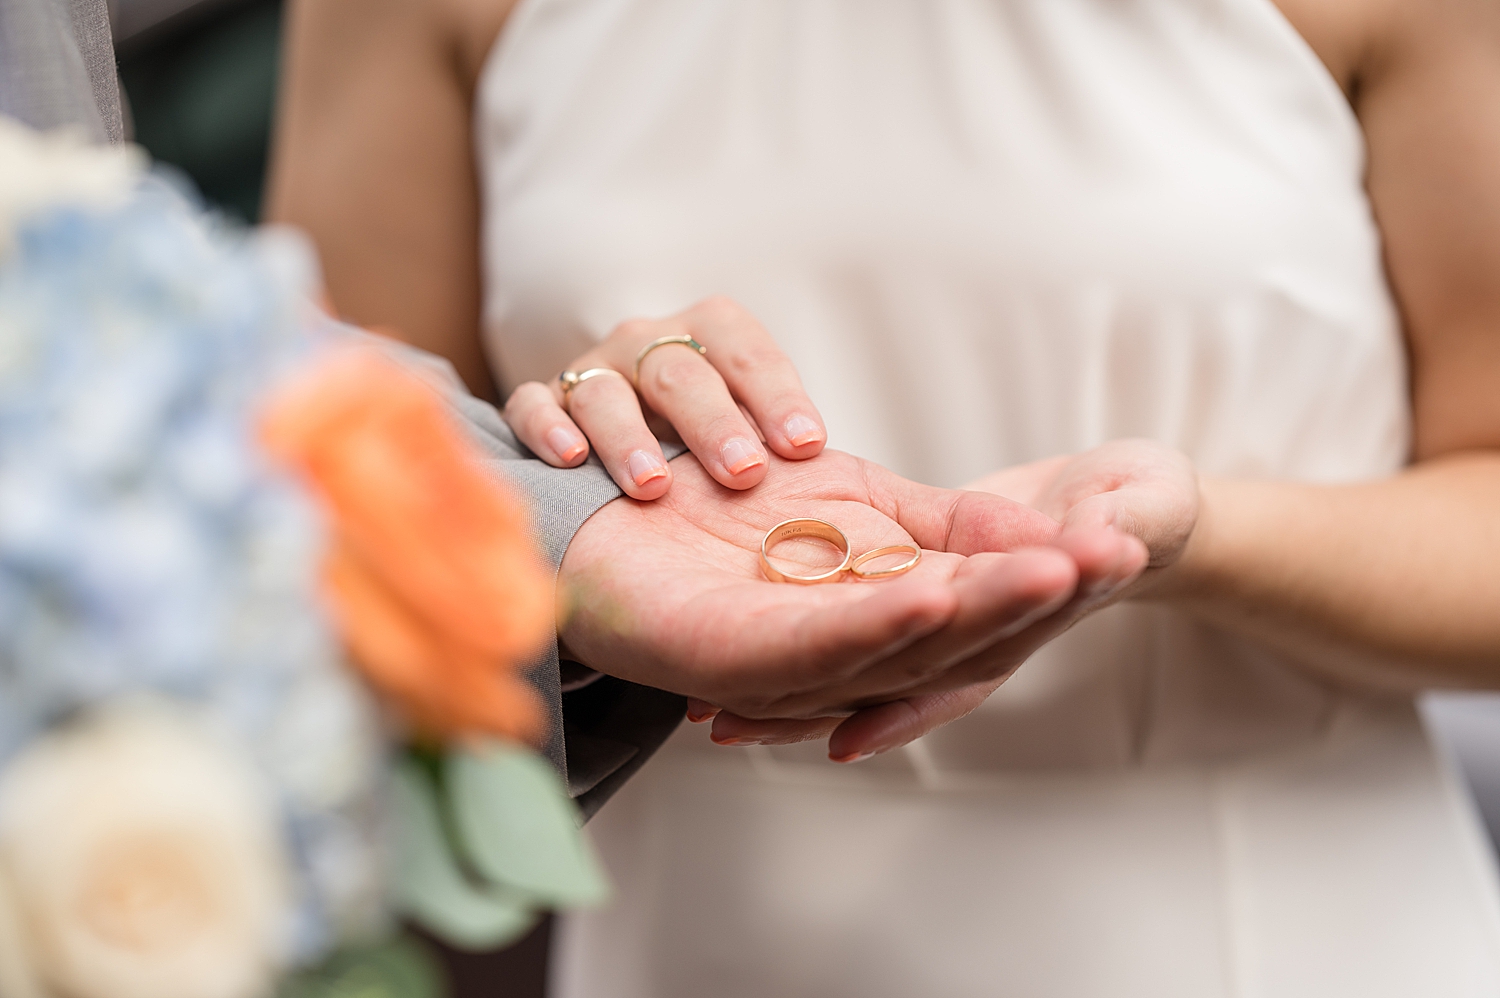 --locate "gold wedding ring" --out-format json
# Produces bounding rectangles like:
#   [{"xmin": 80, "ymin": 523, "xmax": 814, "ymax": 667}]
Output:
[
  {"xmin": 558, "ymin": 367, "xmax": 628, "ymax": 411},
  {"xmin": 760, "ymin": 521, "xmax": 922, "ymax": 584},
  {"xmin": 849, "ymin": 544, "xmax": 922, "ymax": 580},
  {"xmin": 760, "ymin": 518, "xmax": 852, "ymax": 585},
  {"xmin": 633, "ymin": 335, "xmax": 707, "ymax": 384}
]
